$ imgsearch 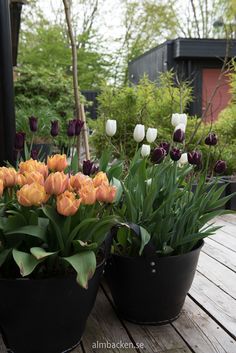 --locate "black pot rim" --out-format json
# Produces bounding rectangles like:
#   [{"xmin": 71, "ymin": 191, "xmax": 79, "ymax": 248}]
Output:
[
  {"xmin": 111, "ymin": 239, "xmax": 204, "ymax": 262},
  {"xmin": 0, "ymin": 257, "xmax": 105, "ymax": 282}
]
